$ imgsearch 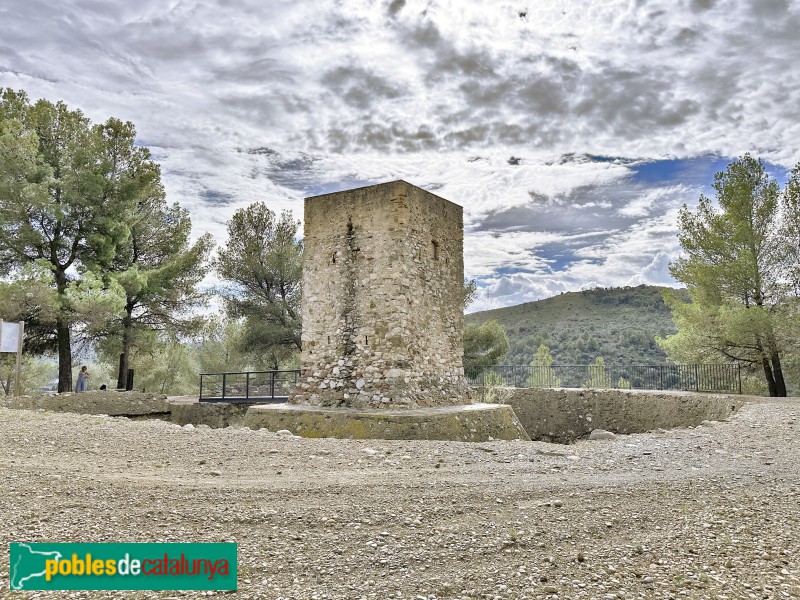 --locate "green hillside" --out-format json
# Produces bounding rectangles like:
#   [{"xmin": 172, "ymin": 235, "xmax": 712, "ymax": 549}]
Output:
[{"xmin": 466, "ymin": 285, "xmax": 688, "ymax": 366}]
